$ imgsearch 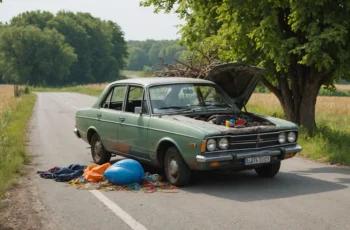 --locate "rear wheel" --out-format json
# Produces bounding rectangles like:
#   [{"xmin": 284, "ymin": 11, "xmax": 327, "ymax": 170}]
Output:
[
  {"xmin": 90, "ymin": 133, "xmax": 111, "ymax": 165},
  {"xmin": 255, "ymin": 161, "xmax": 281, "ymax": 177},
  {"xmin": 164, "ymin": 146, "xmax": 191, "ymax": 187}
]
